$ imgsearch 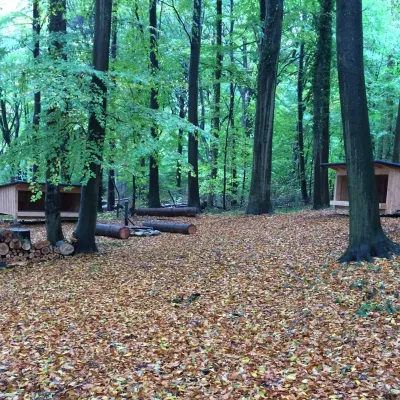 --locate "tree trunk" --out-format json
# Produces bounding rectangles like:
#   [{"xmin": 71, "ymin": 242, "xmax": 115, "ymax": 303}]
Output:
[
  {"xmin": 45, "ymin": 181, "xmax": 64, "ymax": 244},
  {"xmin": 297, "ymin": 42, "xmax": 308, "ymax": 204},
  {"xmin": 208, "ymin": 0, "xmax": 223, "ymax": 208},
  {"xmin": 239, "ymin": 38, "xmax": 252, "ymax": 207},
  {"xmin": 74, "ymin": 0, "xmax": 113, "ymax": 253},
  {"xmin": 246, "ymin": 0, "xmax": 284, "ymax": 215},
  {"xmin": 312, "ymin": 0, "xmax": 333, "ymax": 210},
  {"xmin": 336, "ymin": 0, "xmax": 400, "ymax": 262},
  {"xmin": 187, "ymin": 0, "xmax": 202, "ymax": 211},
  {"xmin": 148, "ymin": 0, "xmax": 161, "ymax": 208},
  {"xmin": 45, "ymin": 0, "xmax": 67, "ymax": 244},
  {"xmin": 229, "ymin": 0, "xmax": 238, "ymax": 207},
  {"xmin": 392, "ymin": 100, "xmax": 400, "ymax": 163},
  {"xmin": 177, "ymin": 92, "xmax": 185, "ymax": 188},
  {"xmin": 107, "ymin": 2, "xmax": 118, "ymax": 211}
]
